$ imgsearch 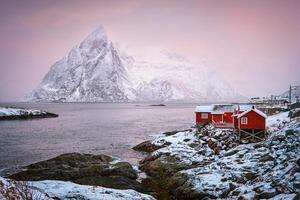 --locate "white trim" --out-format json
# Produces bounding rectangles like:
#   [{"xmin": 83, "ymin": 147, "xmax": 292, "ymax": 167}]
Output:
[
  {"xmin": 241, "ymin": 117, "xmax": 248, "ymax": 124},
  {"xmin": 201, "ymin": 113, "xmax": 208, "ymax": 119}
]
